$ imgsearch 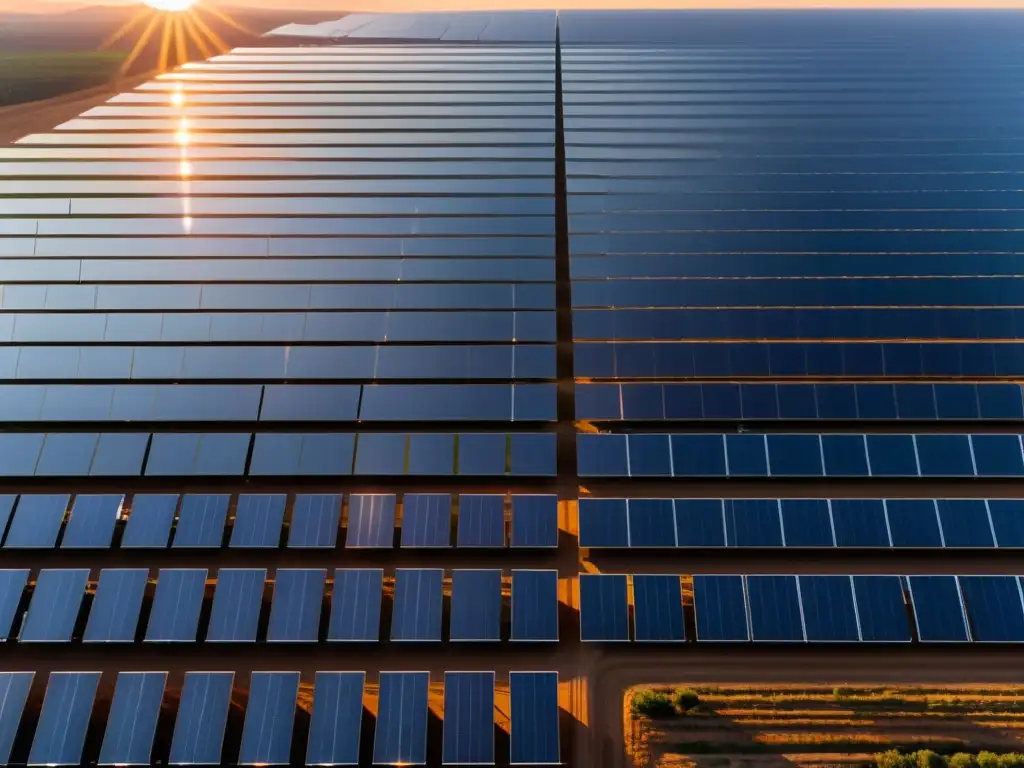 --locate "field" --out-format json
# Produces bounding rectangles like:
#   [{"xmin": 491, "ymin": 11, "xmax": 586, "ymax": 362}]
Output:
[
  {"xmin": 0, "ymin": 51, "xmax": 127, "ymax": 109},
  {"xmin": 626, "ymin": 685, "xmax": 1024, "ymax": 768}
]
